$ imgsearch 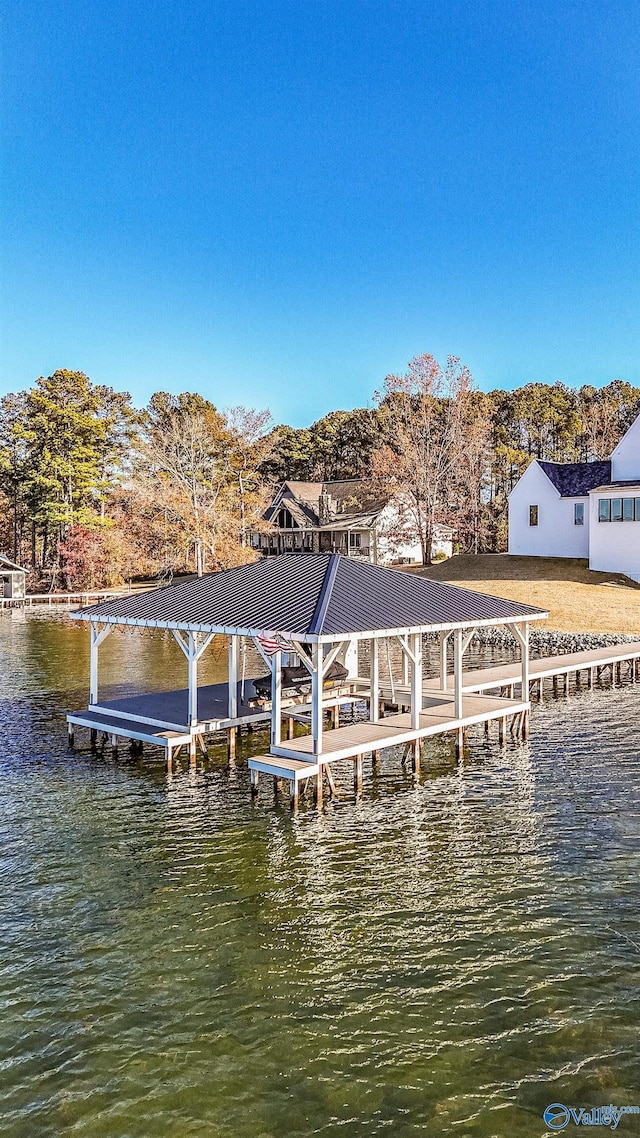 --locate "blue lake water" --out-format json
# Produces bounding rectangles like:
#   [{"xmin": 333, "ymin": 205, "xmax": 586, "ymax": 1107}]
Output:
[{"xmin": 0, "ymin": 611, "xmax": 638, "ymax": 1137}]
